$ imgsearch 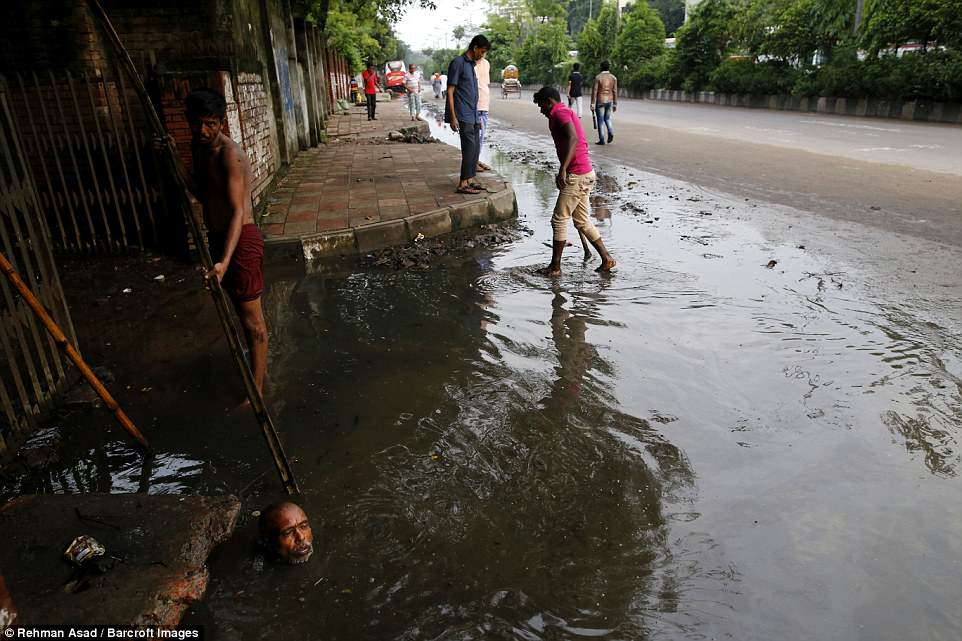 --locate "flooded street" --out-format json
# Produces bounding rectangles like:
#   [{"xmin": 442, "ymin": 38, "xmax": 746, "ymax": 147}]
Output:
[{"xmin": 7, "ymin": 116, "xmax": 962, "ymax": 639}]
